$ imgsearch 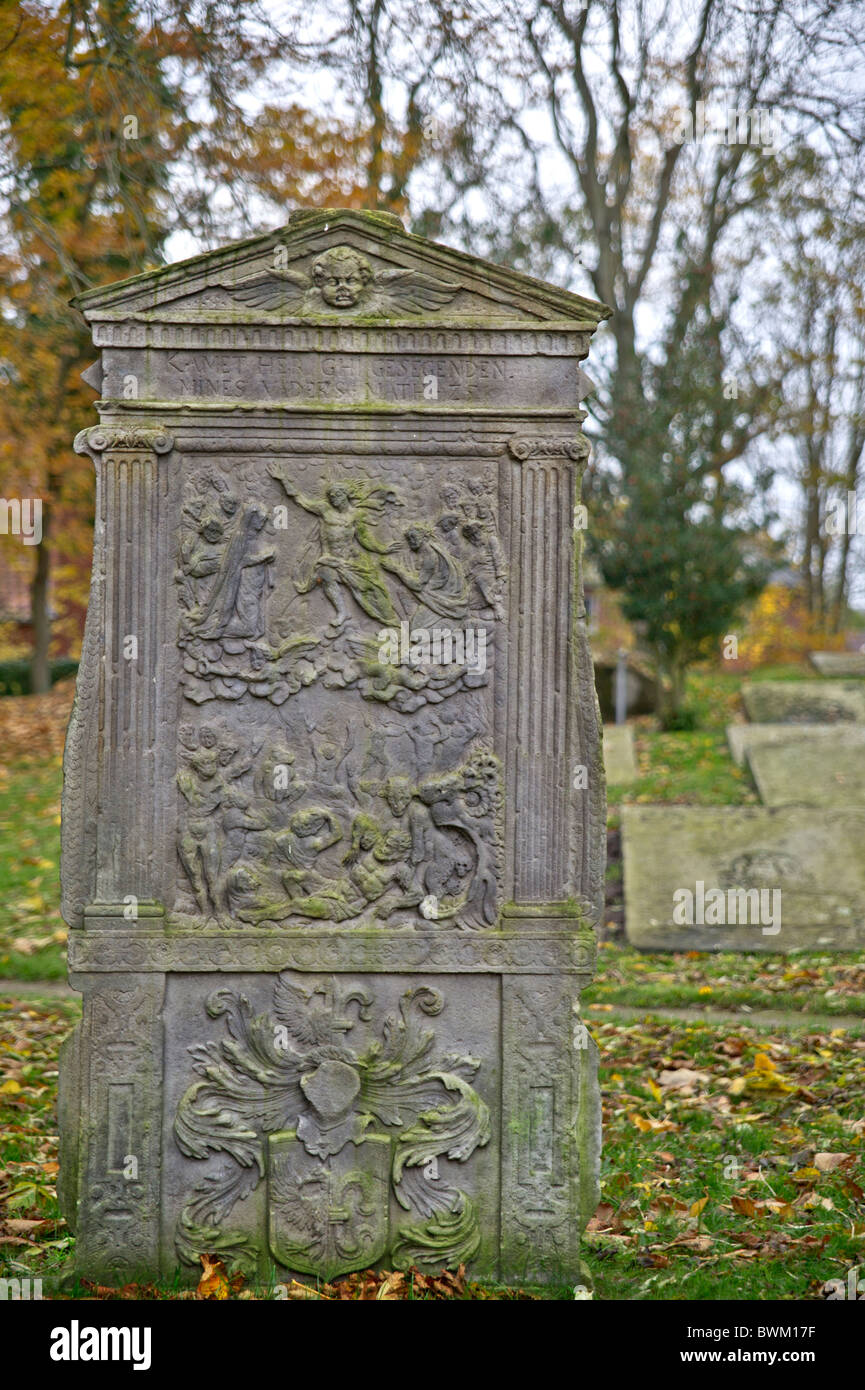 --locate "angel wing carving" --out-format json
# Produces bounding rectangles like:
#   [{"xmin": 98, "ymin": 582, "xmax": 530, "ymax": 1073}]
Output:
[
  {"xmin": 226, "ymin": 244, "xmax": 460, "ymax": 315},
  {"xmin": 228, "ymin": 266, "xmax": 310, "ymax": 313},
  {"xmin": 374, "ymin": 268, "xmax": 461, "ymax": 313}
]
